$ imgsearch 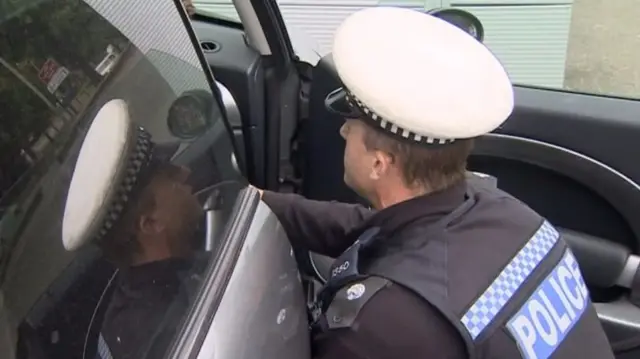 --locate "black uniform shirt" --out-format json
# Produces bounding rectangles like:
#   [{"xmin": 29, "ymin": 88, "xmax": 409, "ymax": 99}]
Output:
[
  {"xmin": 100, "ymin": 257, "xmax": 204, "ymax": 359},
  {"xmin": 262, "ymin": 183, "xmax": 469, "ymax": 359}
]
